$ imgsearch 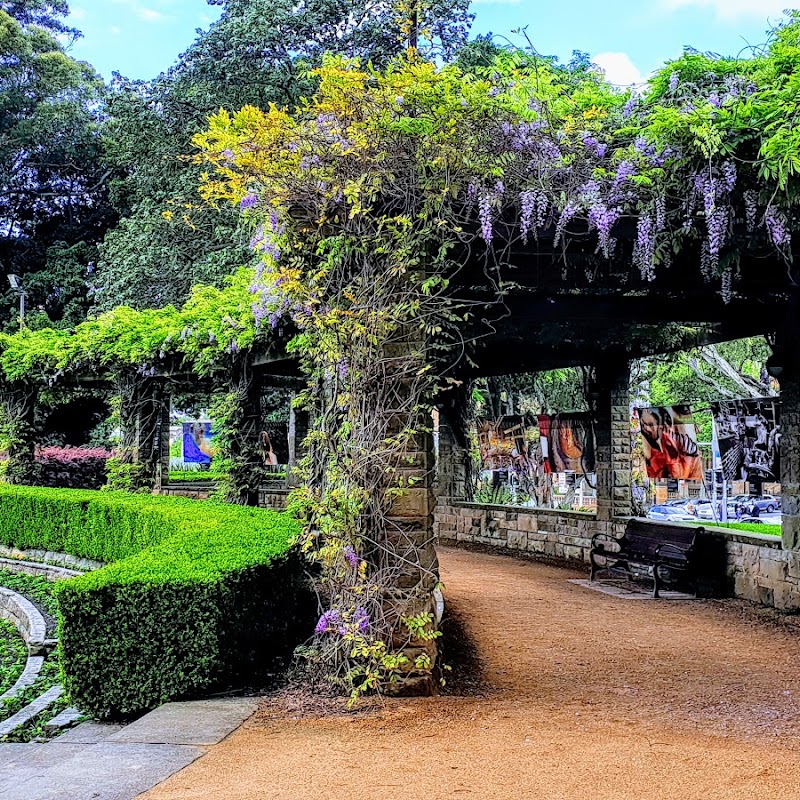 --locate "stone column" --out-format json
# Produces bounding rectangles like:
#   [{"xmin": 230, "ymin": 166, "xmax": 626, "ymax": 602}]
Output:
[
  {"xmin": 0, "ymin": 380, "xmax": 37, "ymax": 484},
  {"xmin": 436, "ymin": 385, "xmax": 473, "ymax": 503},
  {"xmin": 154, "ymin": 394, "xmax": 171, "ymax": 491},
  {"xmin": 384, "ymin": 421, "xmax": 439, "ymax": 695},
  {"xmin": 778, "ymin": 306, "xmax": 800, "ymax": 550},
  {"xmin": 592, "ymin": 358, "xmax": 633, "ymax": 523},
  {"xmin": 226, "ymin": 359, "xmax": 263, "ymax": 506},
  {"xmin": 116, "ymin": 373, "xmax": 167, "ymax": 490}
]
